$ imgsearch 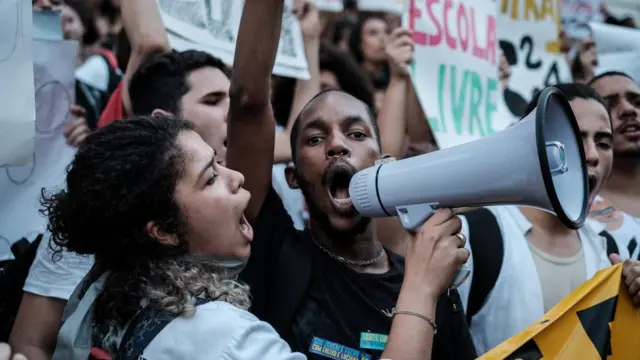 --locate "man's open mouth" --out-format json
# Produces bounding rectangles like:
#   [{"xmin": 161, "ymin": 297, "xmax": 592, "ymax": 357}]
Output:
[
  {"xmin": 324, "ymin": 162, "xmax": 357, "ymax": 214},
  {"xmin": 621, "ymin": 123, "xmax": 640, "ymax": 137}
]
